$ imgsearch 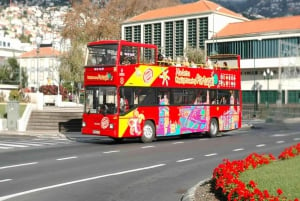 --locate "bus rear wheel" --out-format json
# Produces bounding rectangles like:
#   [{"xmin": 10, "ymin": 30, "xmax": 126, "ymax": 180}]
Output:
[
  {"xmin": 208, "ymin": 118, "xmax": 219, "ymax": 138},
  {"xmin": 141, "ymin": 121, "xmax": 155, "ymax": 143}
]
